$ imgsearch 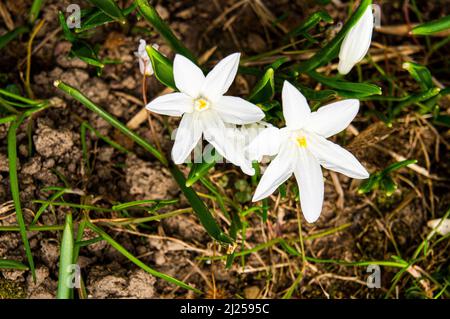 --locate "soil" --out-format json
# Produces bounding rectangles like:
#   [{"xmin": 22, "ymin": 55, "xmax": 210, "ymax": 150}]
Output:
[{"xmin": 0, "ymin": 0, "xmax": 449, "ymax": 299}]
